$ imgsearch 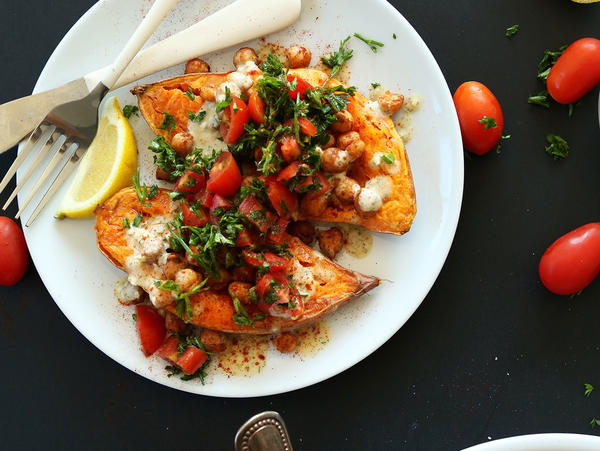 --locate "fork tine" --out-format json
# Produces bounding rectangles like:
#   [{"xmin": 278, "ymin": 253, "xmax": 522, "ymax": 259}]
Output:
[
  {"xmin": 15, "ymin": 134, "xmax": 69, "ymax": 219},
  {"xmin": 0, "ymin": 125, "xmax": 55, "ymax": 196},
  {"xmin": 2, "ymin": 126, "xmax": 60, "ymax": 210},
  {"xmin": 26, "ymin": 141, "xmax": 81, "ymax": 227}
]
